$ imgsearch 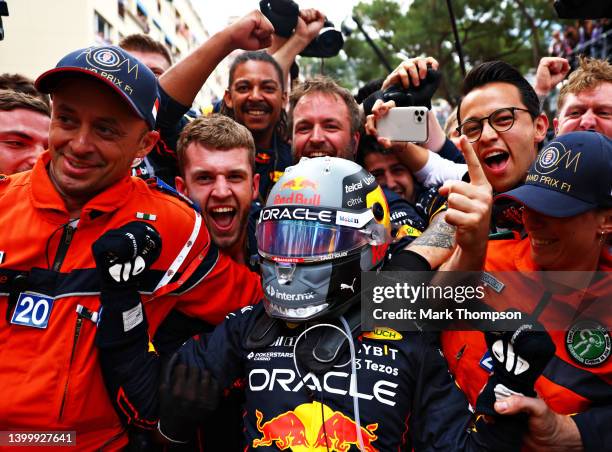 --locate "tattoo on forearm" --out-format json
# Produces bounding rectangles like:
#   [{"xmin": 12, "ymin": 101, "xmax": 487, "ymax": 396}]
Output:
[{"xmin": 410, "ymin": 215, "xmax": 456, "ymax": 249}]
